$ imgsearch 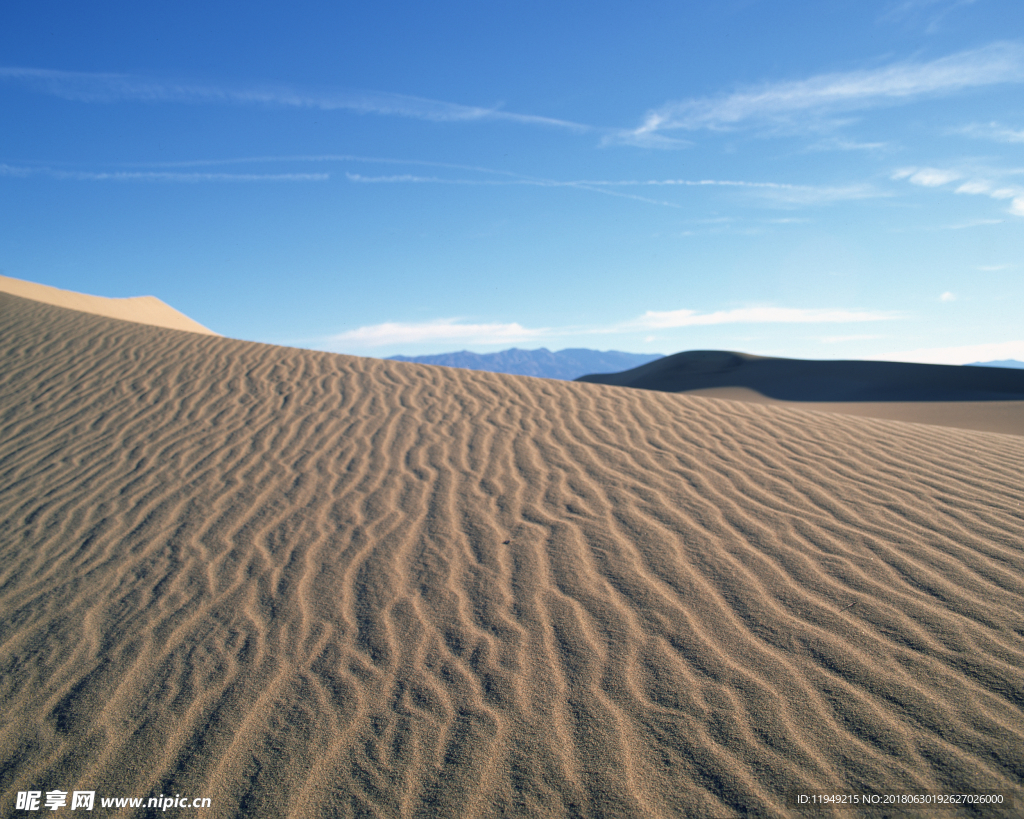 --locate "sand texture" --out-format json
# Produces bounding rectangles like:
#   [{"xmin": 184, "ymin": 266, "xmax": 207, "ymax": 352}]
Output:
[
  {"xmin": 578, "ymin": 351, "xmax": 1024, "ymax": 436},
  {"xmin": 0, "ymin": 274, "xmax": 218, "ymax": 336},
  {"xmin": 674, "ymin": 388, "xmax": 1024, "ymax": 438},
  {"xmin": 2, "ymin": 293, "xmax": 1023, "ymax": 818}
]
